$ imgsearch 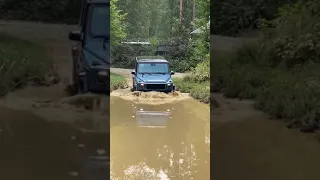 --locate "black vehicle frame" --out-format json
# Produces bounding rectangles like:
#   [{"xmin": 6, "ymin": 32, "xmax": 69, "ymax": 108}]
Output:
[{"xmin": 69, "ymin": 0, "xmax": 110, "ymax": 94}]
